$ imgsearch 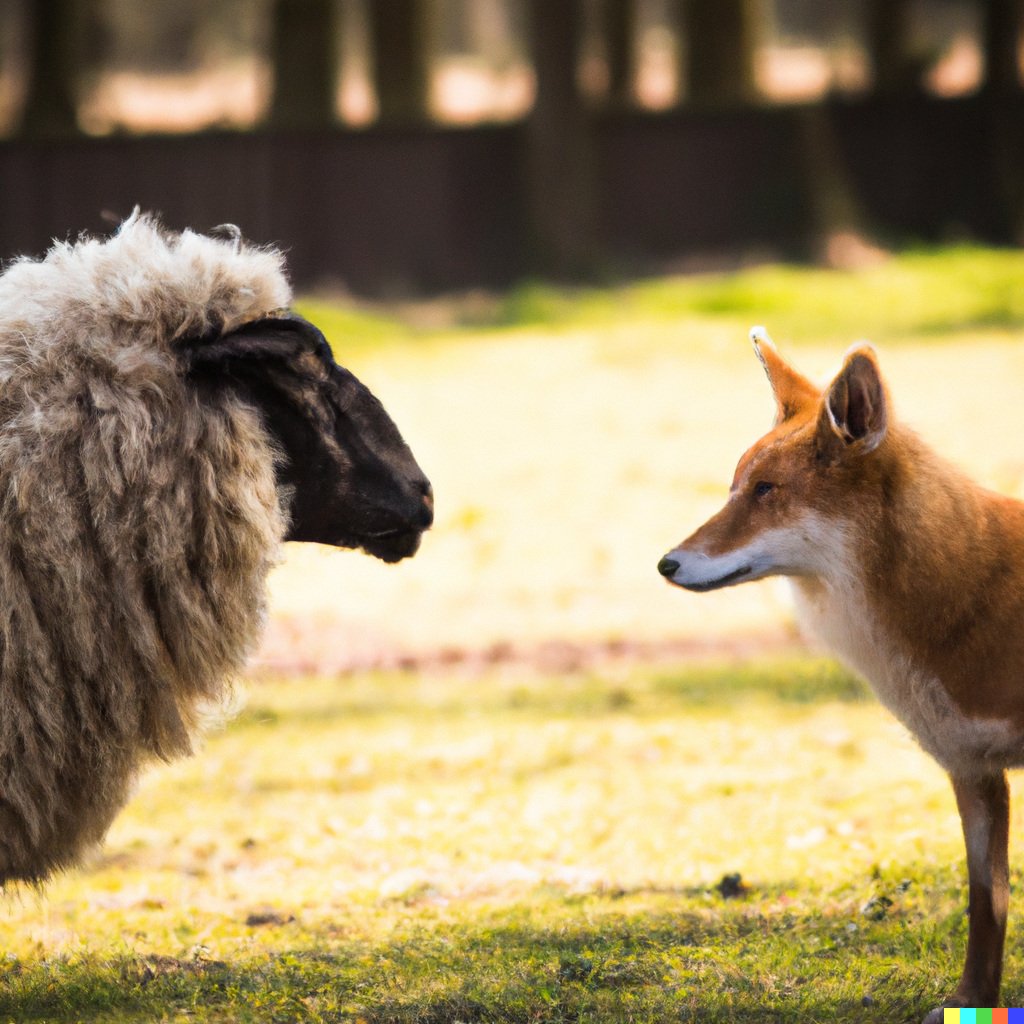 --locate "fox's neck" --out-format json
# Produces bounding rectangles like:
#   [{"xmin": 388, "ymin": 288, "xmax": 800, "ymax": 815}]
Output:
[
  {"xmin": 857, "ymin": 428, "xmax": 1001, "ymax": 637},
  {"xmin": 795, "ymin": 423, "xmax": 1024, "ymax": 721}
]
